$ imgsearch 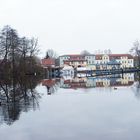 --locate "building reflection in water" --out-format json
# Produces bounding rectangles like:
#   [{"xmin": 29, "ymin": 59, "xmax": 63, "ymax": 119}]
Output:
[
  {"xmin": 42, "ymin": 78, "xmax": 60, "ymax": 95},
  {"xmin": 0, "ymin": 76, "xmax": 41, "ymax": 125},
  {"xmin": 60, "ymin": 73, "xmax": 135, "ymax": 89},
  {"xmin": 41, "ymin": 73, "xmax": 138, "ymax": 94}
]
